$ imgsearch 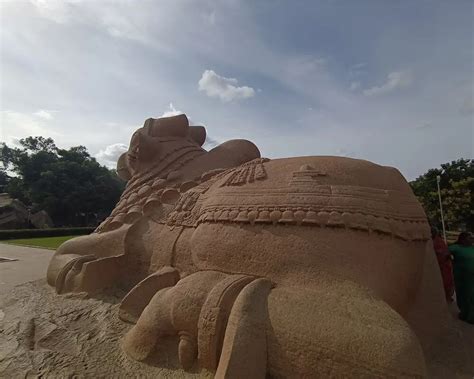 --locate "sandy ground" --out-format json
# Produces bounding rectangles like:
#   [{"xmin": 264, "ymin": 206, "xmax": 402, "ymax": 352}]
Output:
[
  {"xmin": 0, "ymin": 245, "xmax": 472, "ymax": 378},
  {"xmin": 425, "ymin": 303, "xmax": 474, "ymax": 378},
  {"xmin": 0, "ymin": 279, "xmax": 212, "ymax": 378},
  {"xmin": 0, "ymin": 244, "xmax": 53, "ymax": 293},
  {"xmin": 0, "ymin": 244, "xmax": 208, "ymax": 378}
]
